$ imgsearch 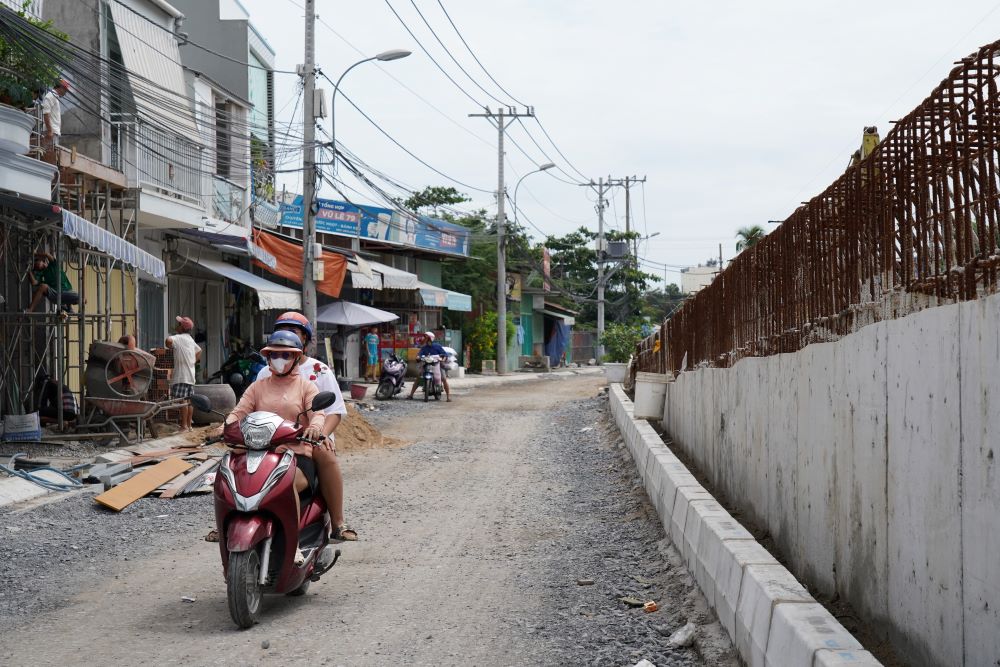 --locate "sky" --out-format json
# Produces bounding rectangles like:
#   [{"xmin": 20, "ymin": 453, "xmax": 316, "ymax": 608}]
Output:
[{"xmin": 240, "ymin": 0, "xmax": 1000, "ymax": 286}]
